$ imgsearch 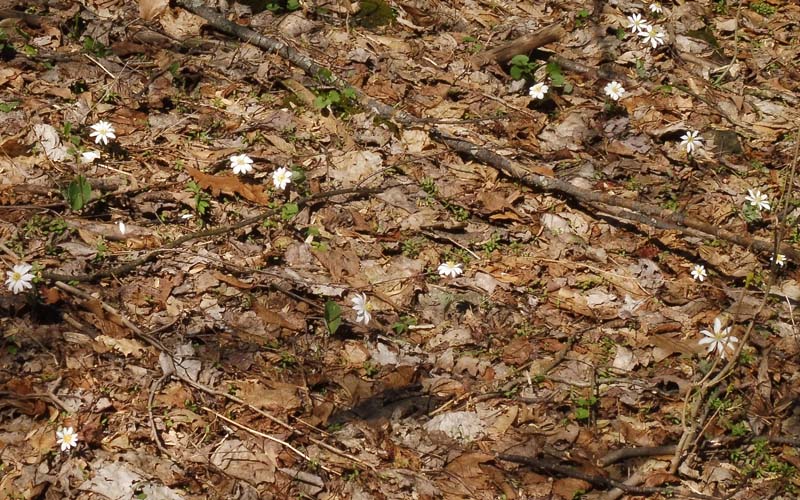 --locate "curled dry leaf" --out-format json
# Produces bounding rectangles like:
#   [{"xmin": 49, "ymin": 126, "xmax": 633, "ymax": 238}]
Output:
[{"xmin": 185, "ymin": 165, "xmax": 270, "ymax": 206}]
